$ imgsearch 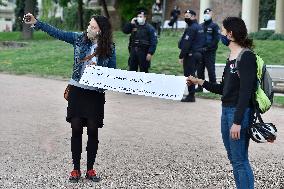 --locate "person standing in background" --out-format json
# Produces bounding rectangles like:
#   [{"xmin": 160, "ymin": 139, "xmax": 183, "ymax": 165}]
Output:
[
  {"xmin": 196, "ymin": 8, "xmax": 220, "ymax": 92},
  {"xmin": 178, "ymin": 10, "xmax": 205, "ymax": 102},
  {"xmin": 151, "ymin": 0, "xmax": 163, "ymax": 37},
  {"xmin": 123, "ymin": 8, "xmax": 158, "ymax": 73},
  {"xmin": 168, "ymin": 5, "xmax": 181, "ymax": 31}
]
